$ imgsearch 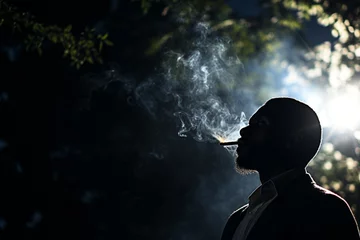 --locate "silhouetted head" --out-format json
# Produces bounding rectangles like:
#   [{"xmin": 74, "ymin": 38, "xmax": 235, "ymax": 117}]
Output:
[{"xmin": 235, "ymin": 97, "xmax": 322, "ymax": 178}]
